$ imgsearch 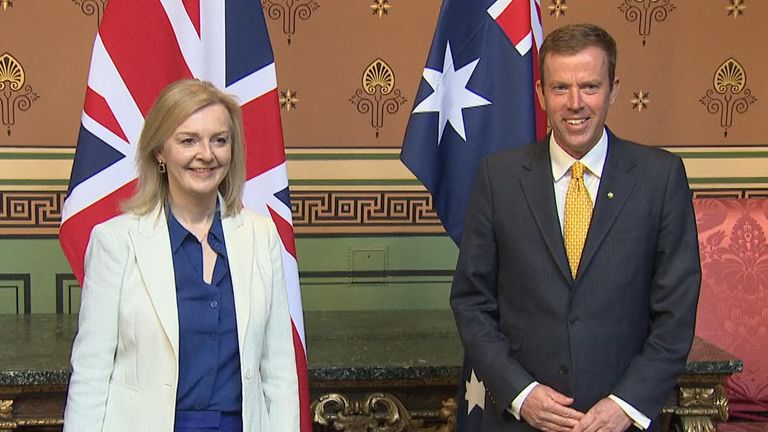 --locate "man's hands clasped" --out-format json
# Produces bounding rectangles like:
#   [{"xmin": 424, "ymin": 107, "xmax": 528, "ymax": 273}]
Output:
[{"xmin": 520, "ymin": 385, "xmax": 632, "ymax": 432}]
